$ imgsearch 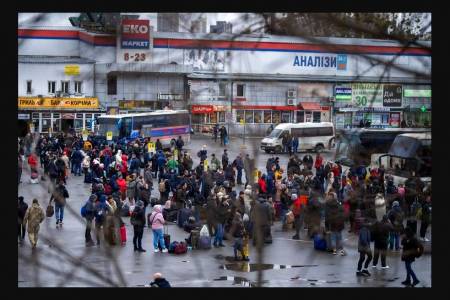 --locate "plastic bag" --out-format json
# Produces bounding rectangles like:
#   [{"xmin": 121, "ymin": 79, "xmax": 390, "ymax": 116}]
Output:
[{"xmin": 200, "ymin": 224, "xmax": 209, "ymax": 237}]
